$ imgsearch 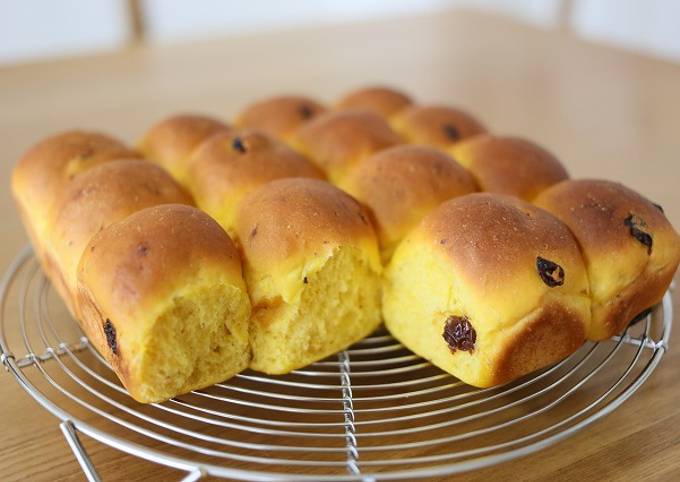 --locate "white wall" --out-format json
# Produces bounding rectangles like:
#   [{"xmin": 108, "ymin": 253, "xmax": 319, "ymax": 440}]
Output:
[
  {"xmin": 0, "ymin": 0, "xmax": 679, "ymax": 65},
  {"xmin": 571, "ymin": 0, "xmax": 680, "ymax": 61},
  {"xmin": 0, "ymin": 0, "xmax": 129, "ymax": 64},
  {"xmin": 144, "ymin": 0, "xmax": 453, "ymax": 40},
  {"xmin": 140, "ymin": 0, "xmax": 561, "ymax": 41}
]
